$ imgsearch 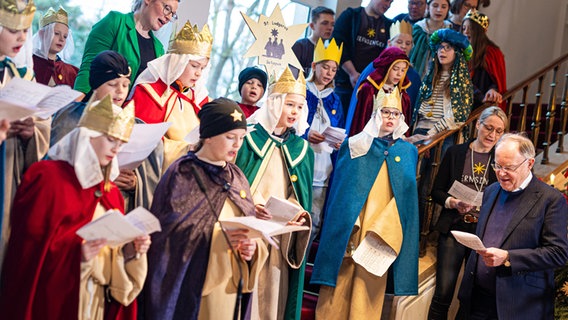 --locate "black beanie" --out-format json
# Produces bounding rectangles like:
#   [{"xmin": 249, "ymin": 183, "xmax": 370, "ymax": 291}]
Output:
[
  {"xmin": 238, "ymin": 66, "xmax": 268, "ymax": 96},
  {"xmin": 89, "ymin": 50, "xmax": 131, "ymax": 90},
  {"xmin": 198, "ymin": 98, "xmax": 248, "ymax": 139}
]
